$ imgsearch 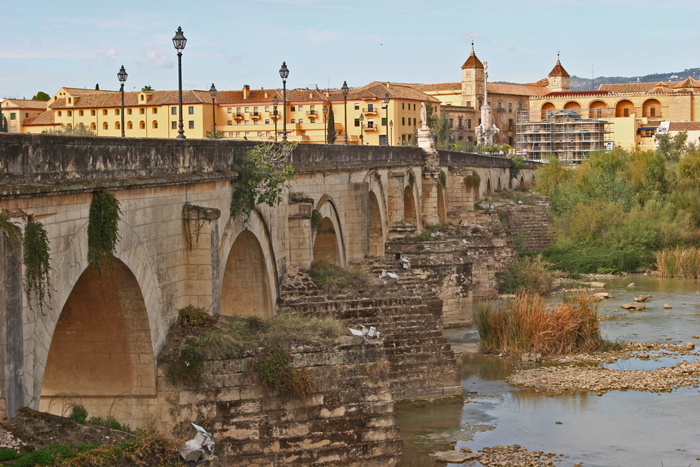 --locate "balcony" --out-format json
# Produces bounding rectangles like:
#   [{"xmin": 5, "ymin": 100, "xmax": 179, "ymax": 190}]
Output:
[
  {"xmin": 307, "ymin": 110, "xmax": 319, "ymax": 119},
  {"xmin": 250, "ymin": 112, "xmax": 261, "ymax": 120},
  {"xmin": 362, "ymin": 107, "xmax": 378, "ymax": 116},
  {"xmin": 270, "ymin": 113, "xmax": 280, "ymax": 120},
  {"xmin": 233, "ymin": 113, "xmax": 244, "ymax": 120},
  {"xmin": 364, "ymin": 124, "xmax": 379, "ymax": 132}
]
